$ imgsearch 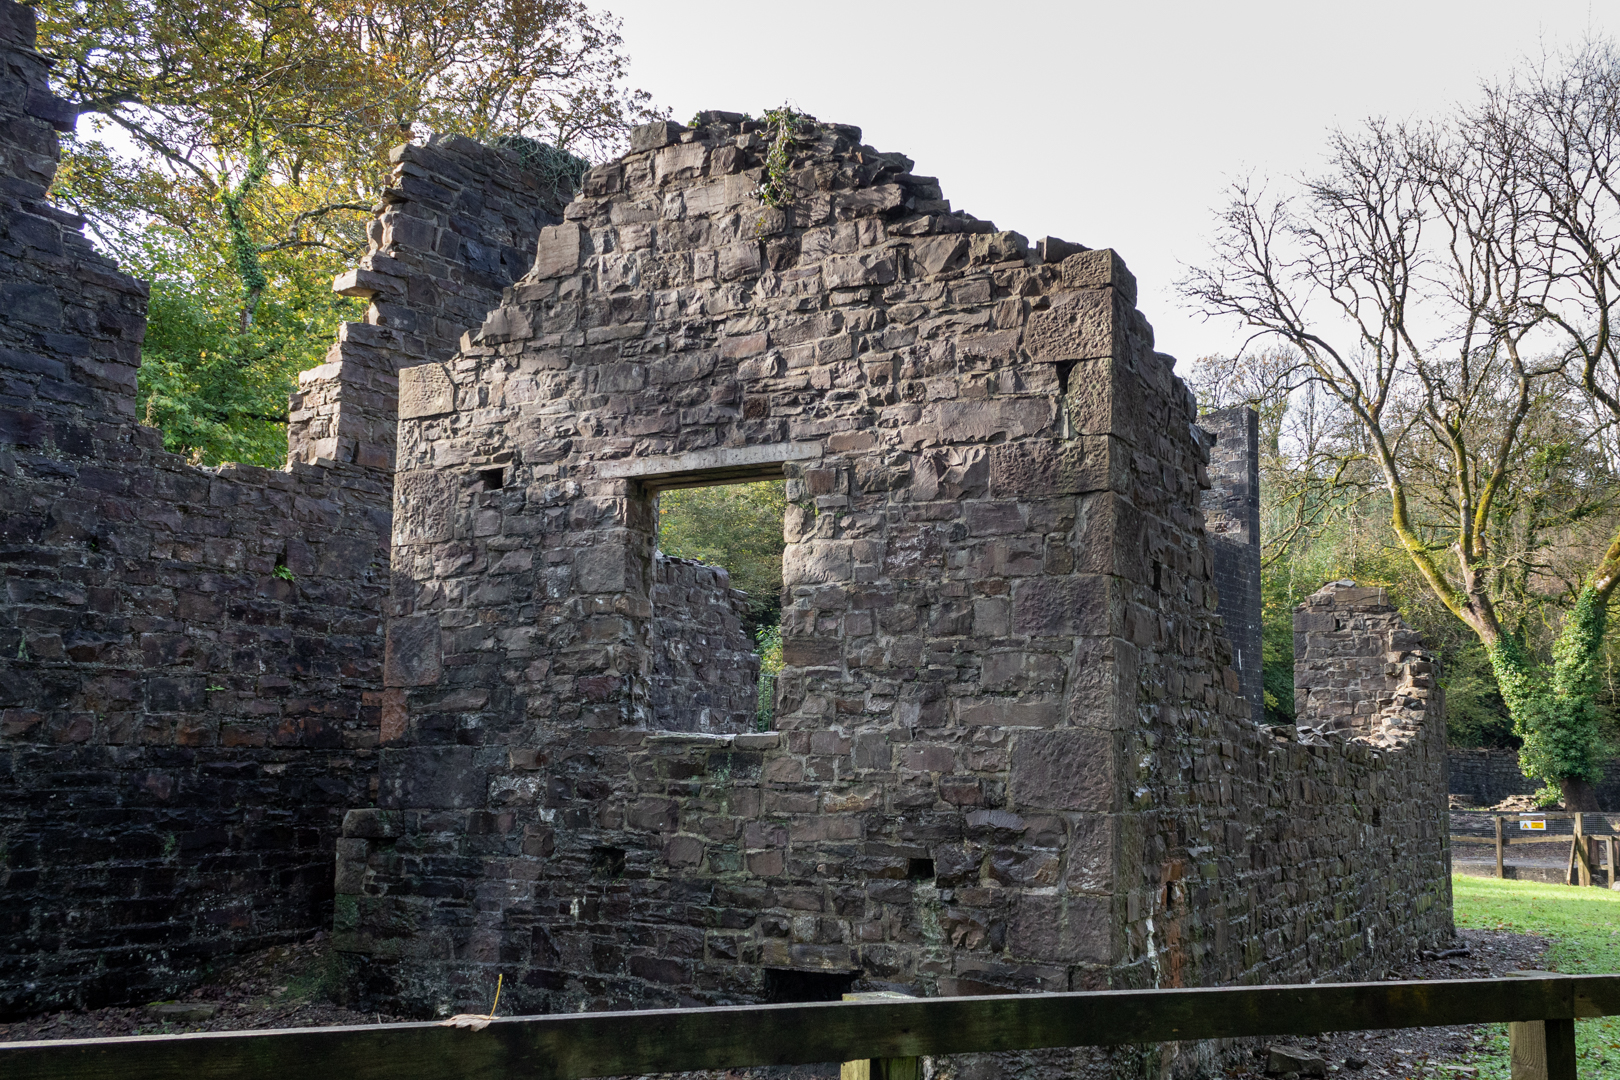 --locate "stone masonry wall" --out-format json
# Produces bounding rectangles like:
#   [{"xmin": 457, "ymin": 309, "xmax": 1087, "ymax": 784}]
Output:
[
  {"xmin": 338, "ymin": 112, "xmax": 1450, "ymax": 1043},
  {"xmin": 342, "ymin": 110, "xmax": 1238, "ymax": 1018},
  {"xmin": 1124, "ymin": 582, "xmax": 1451, "ymax": 1075},
  {"xmin": 289, "ymin": 133, "xmax": 567, "ymax": 471},
  {"xmin": 1199, "ymin": 407, "xmax": 1262, "ymax": 724},
  {"xmin": 650, "ymin": 552, "xmax": 760, "ymax": 733},
  {"xmin": 1294, "ymin": 583, "xmax": 1438, "ymax": 742},
  {"xmin": 0, "ymin": 0, "xmax": 563, "ymax": 1016}
]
